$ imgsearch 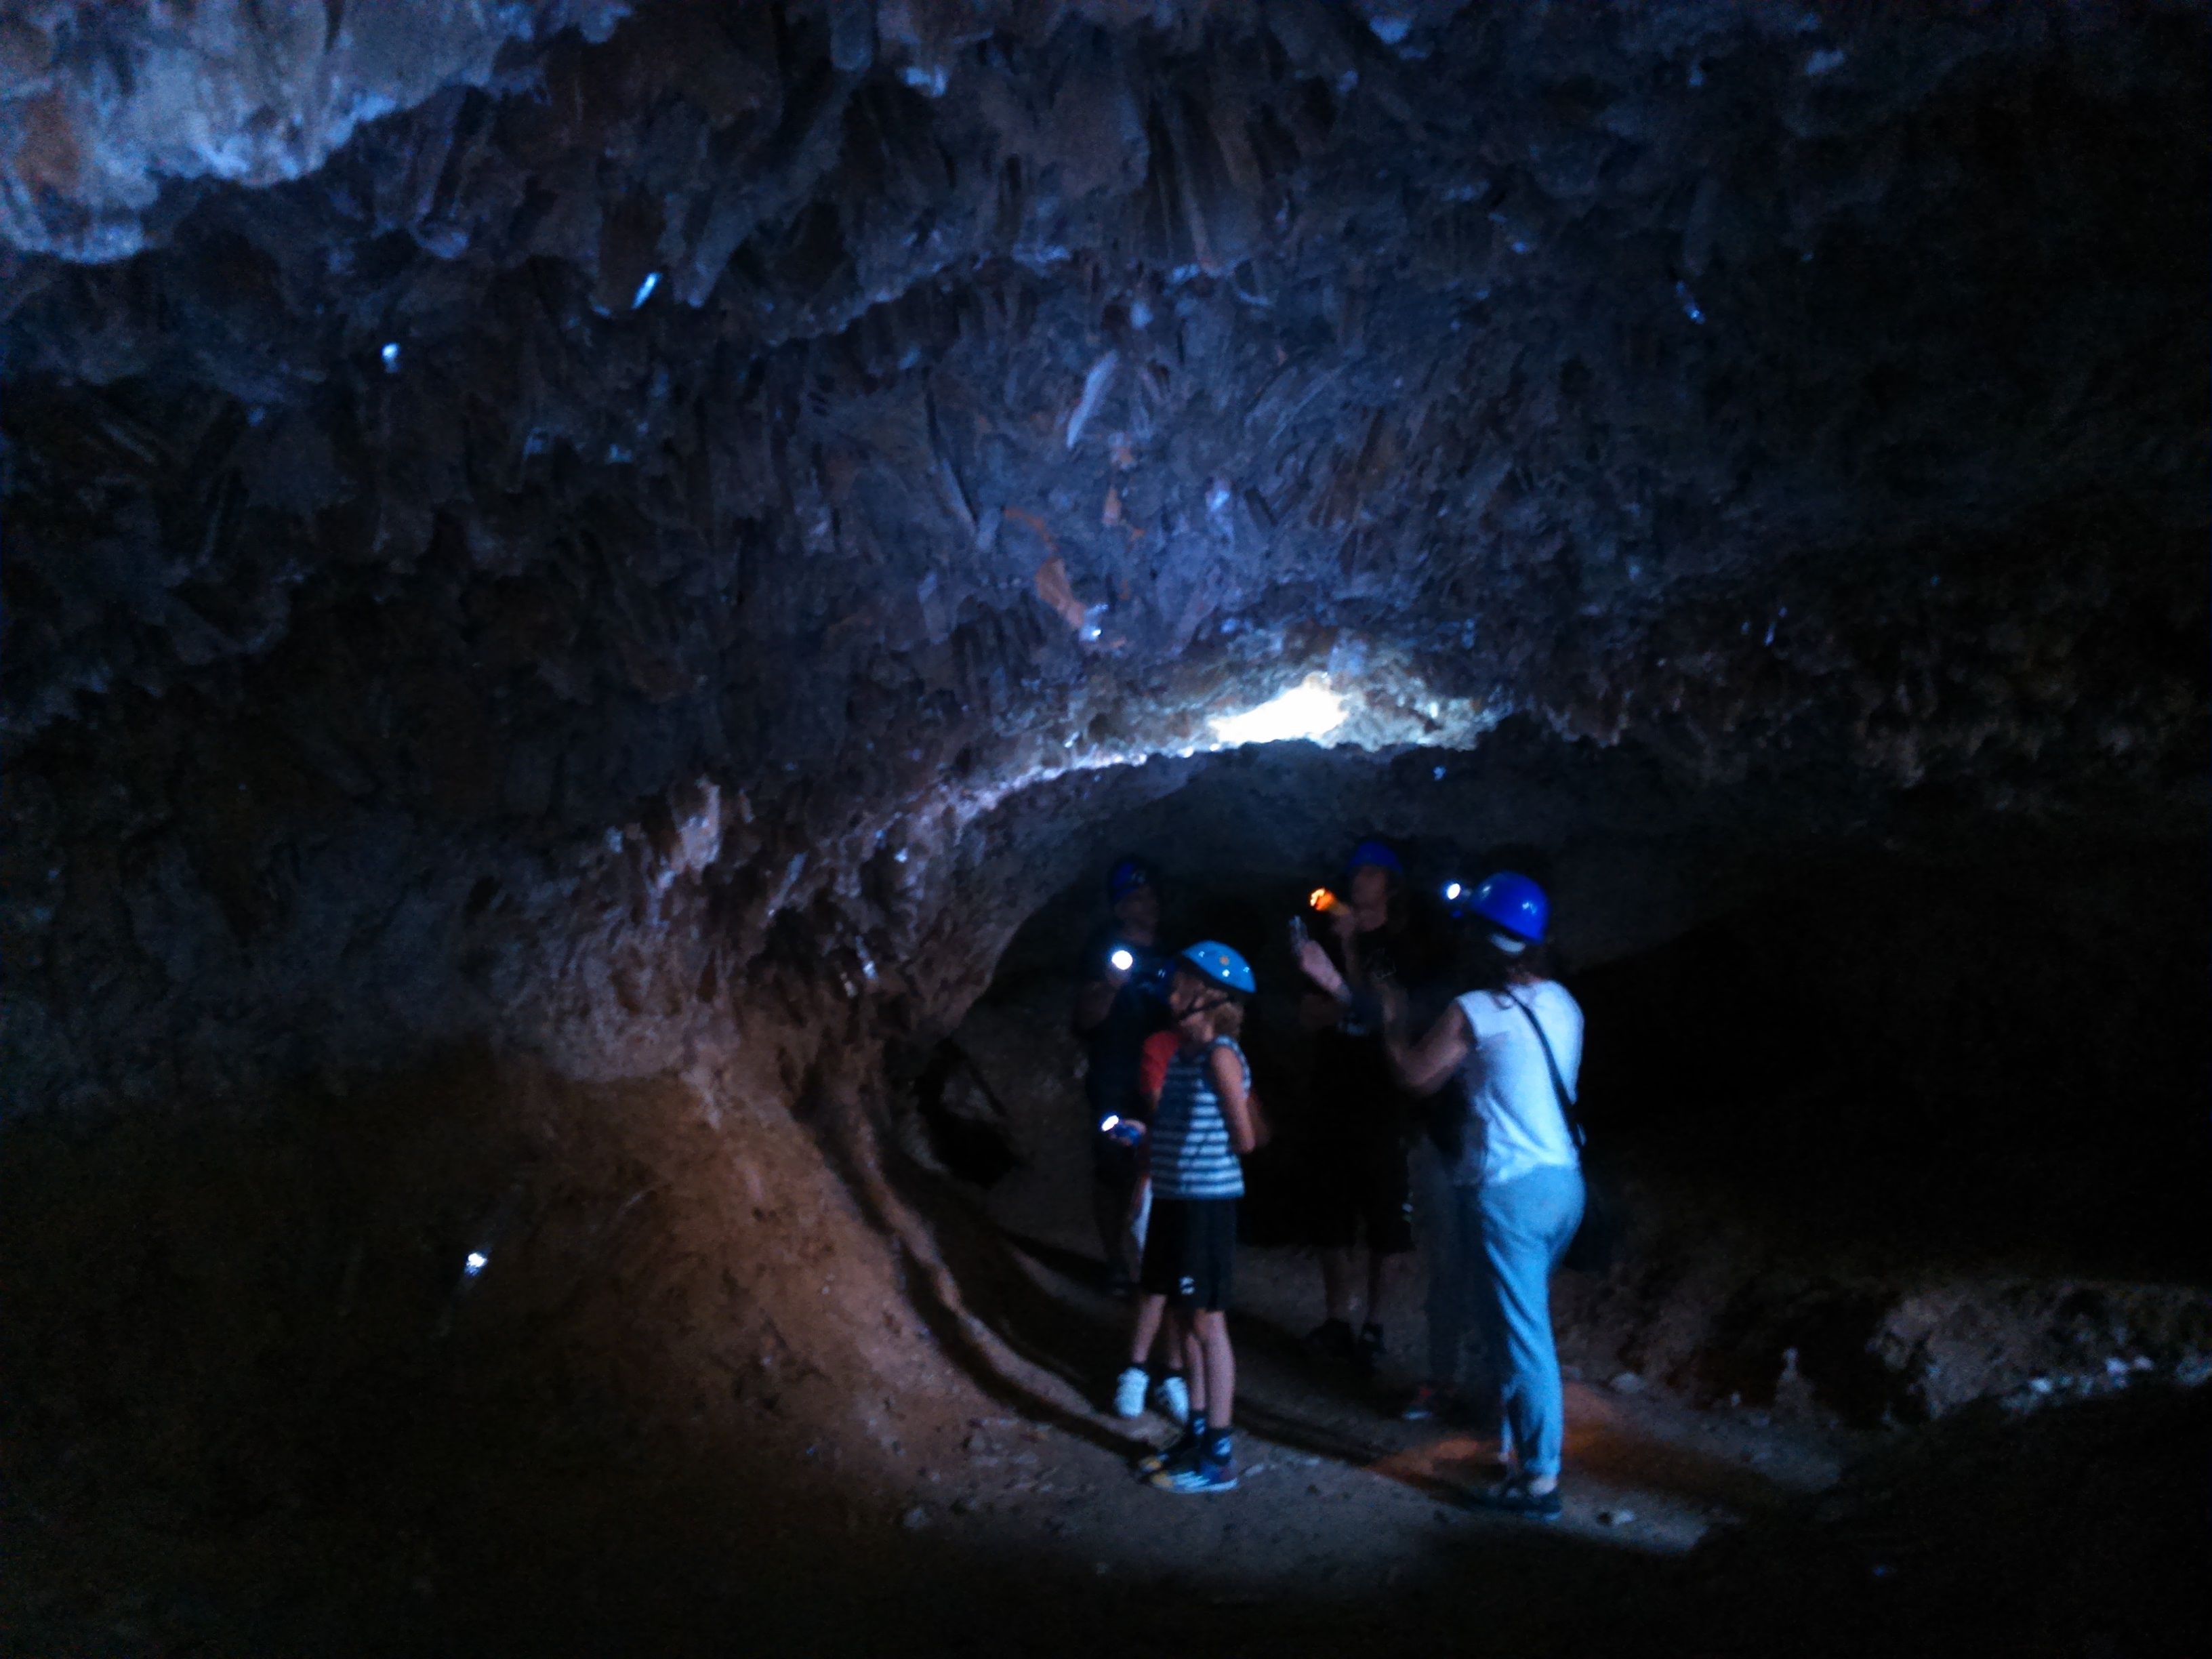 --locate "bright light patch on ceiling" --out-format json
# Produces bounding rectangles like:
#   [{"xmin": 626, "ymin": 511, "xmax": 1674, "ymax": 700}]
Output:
[{"xmin": 1208, "ymin": 675, "xmax": 1347, "ymax": 747}]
